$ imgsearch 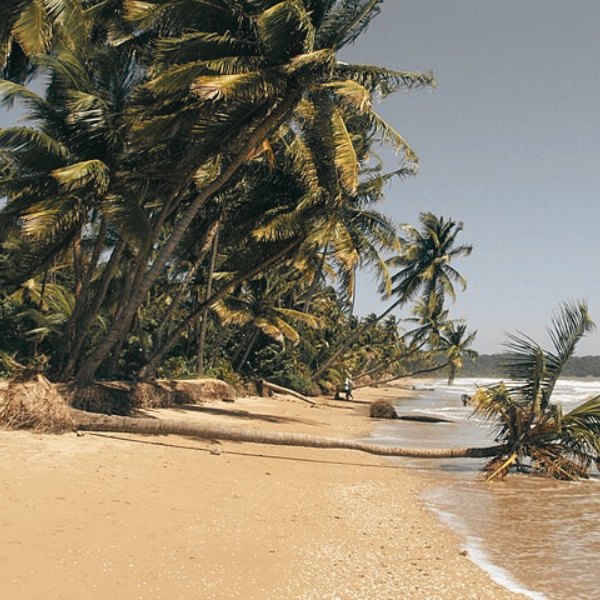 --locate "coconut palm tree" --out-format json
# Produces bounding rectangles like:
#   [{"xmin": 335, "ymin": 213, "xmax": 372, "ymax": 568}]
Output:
[
  {"xmin": 72, "ymin": 0, "xmax": 434, "ymax": 383},
  {"xmin": 71, "ymin": 407, "xmax": 501, "ymax": 459},
  {"xmin": 387, "ymin": 212, "xmax": 472, "ymax": 316},
  {"xmin": 311, "ymin": 212, "xmax": 471, "ymax": 381},
  {"xmin": 471, "ymin": 301, "xmax": 600, "ymax": 480}
]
